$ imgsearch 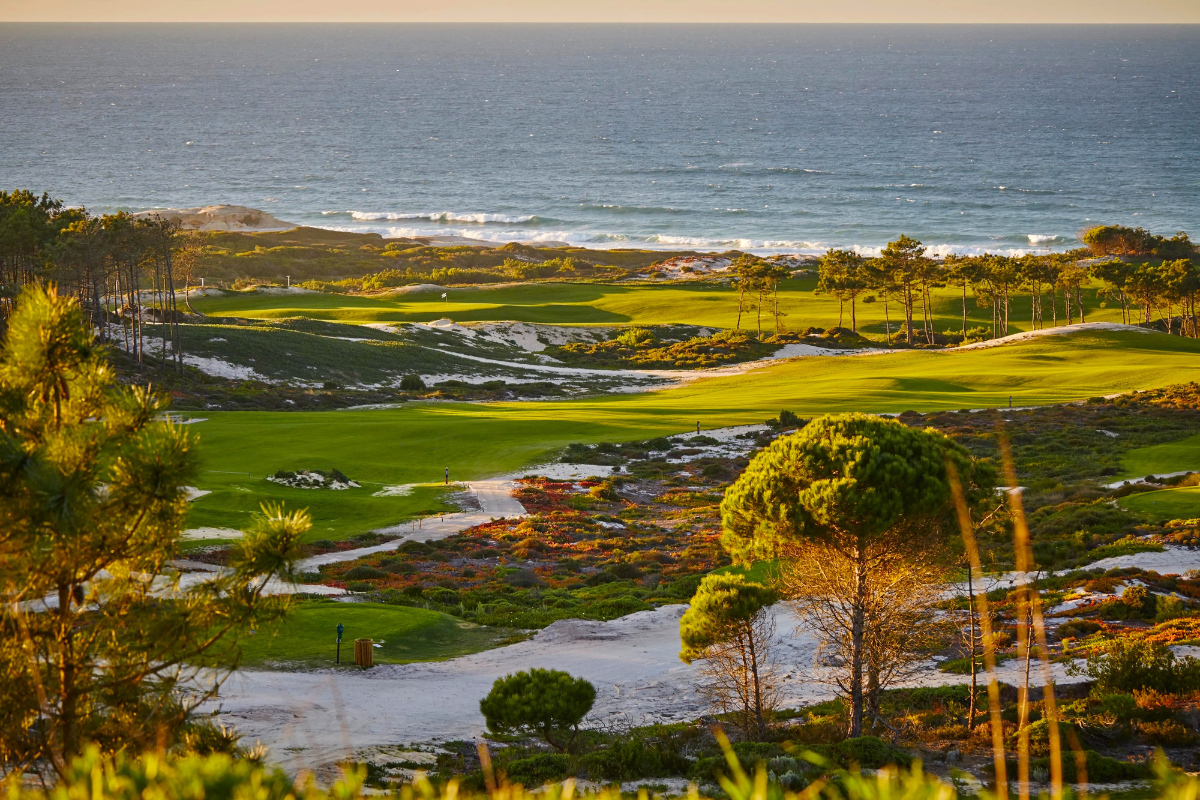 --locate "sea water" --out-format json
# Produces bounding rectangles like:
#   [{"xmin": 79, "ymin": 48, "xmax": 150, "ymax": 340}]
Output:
[{"xmin": 1, "ymin": 23, "xmax": 1196, "ymax": 254}]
